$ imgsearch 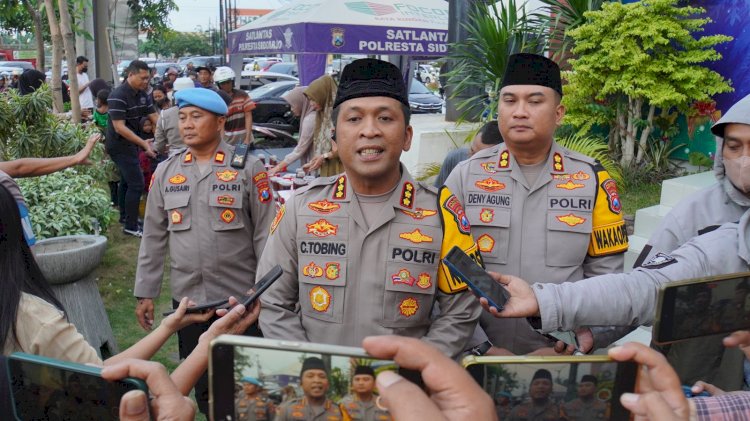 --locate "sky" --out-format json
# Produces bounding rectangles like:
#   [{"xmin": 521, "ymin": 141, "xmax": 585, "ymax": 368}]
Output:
[{"xmin": 167, "ymin": 0, "xmax": 545, "ymax": 33}]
